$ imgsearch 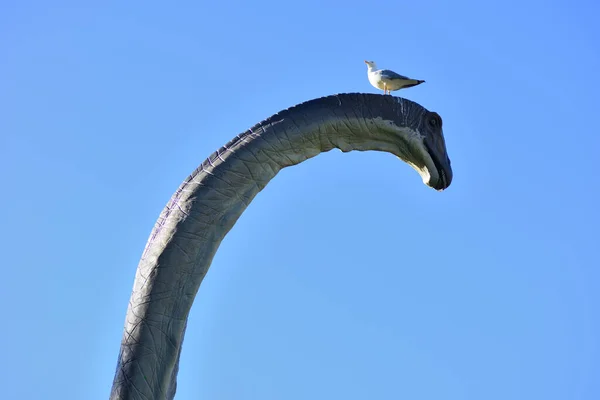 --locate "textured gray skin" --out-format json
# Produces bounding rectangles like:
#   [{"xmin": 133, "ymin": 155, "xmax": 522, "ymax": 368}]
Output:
[{"xmin": 110, "ymin": 93, "xmax": 453, "ymax": 400}]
